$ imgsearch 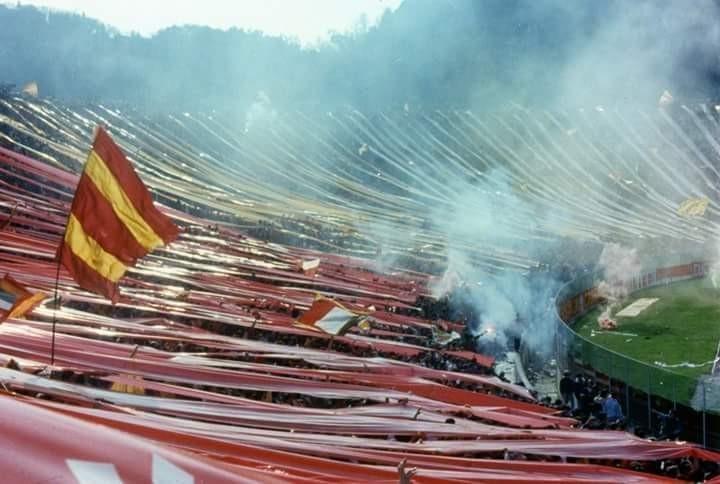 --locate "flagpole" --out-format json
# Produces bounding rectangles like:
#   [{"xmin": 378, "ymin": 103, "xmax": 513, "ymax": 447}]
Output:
[
  {"xmin": 49, "ymin": 240, "xmax": 63, "ymax": 368},
  {"xmin": 50, "ymin": 126, "xmax": 98, "ymax": 369}
]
